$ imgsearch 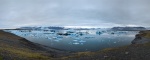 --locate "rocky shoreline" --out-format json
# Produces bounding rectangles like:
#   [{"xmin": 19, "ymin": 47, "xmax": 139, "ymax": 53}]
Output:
[
  {"xmin": 132, "ymin": 30, "xmax": 150, "ymax": 44},
  {"xmin": 1, "ymin": 30, "xmax": 150, "ymax": 60}
]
